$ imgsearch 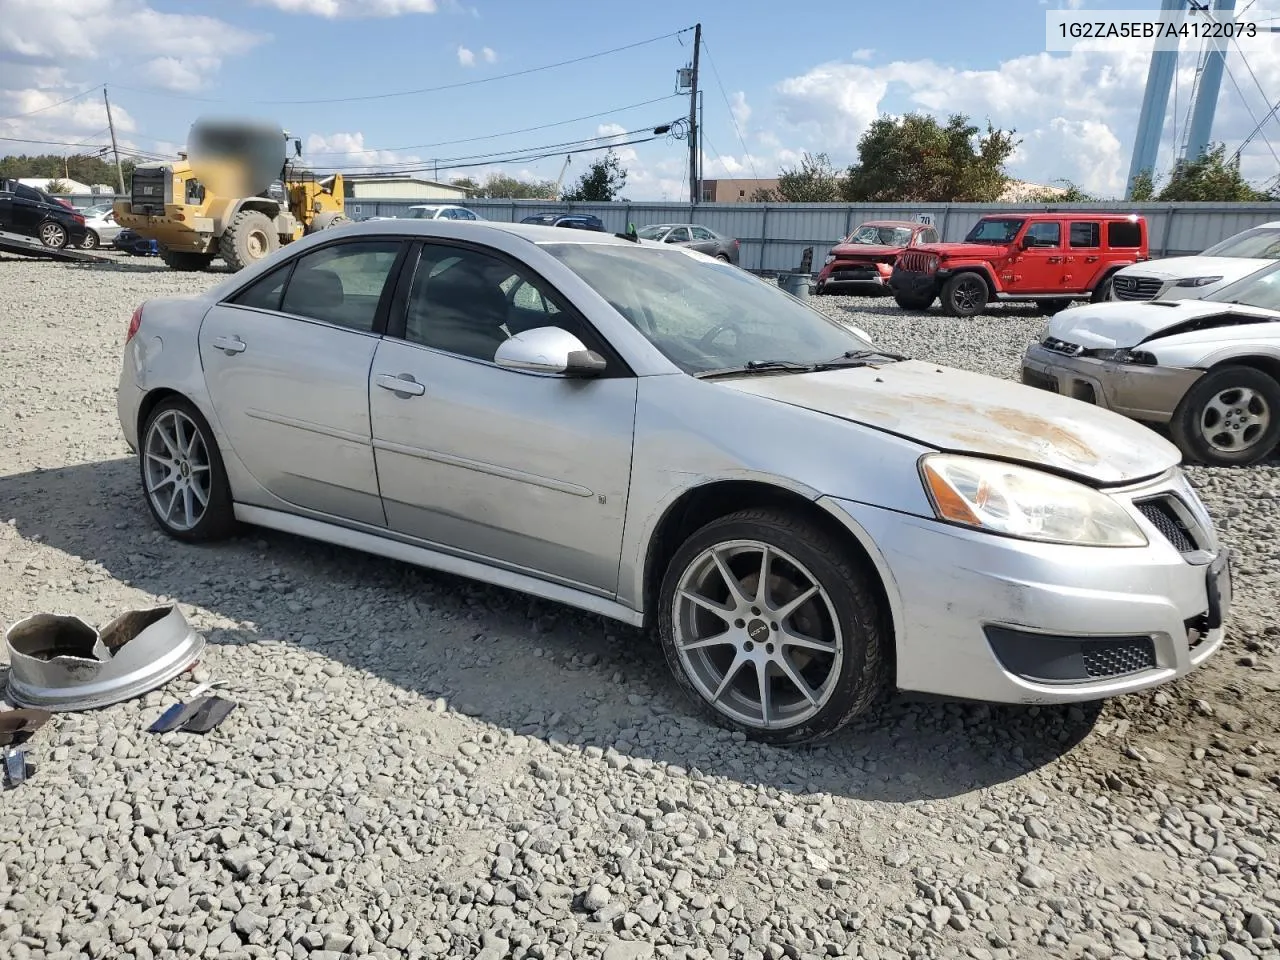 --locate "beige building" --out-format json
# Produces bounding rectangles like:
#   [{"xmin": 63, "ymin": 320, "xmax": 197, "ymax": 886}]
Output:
[
  {"xmin": 699, "ymin": 178, "xmax": 781, "ymax": 202},
  {"xmin": 343, "ymin": 177, "xmax": 471, "ymax": 201}
]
